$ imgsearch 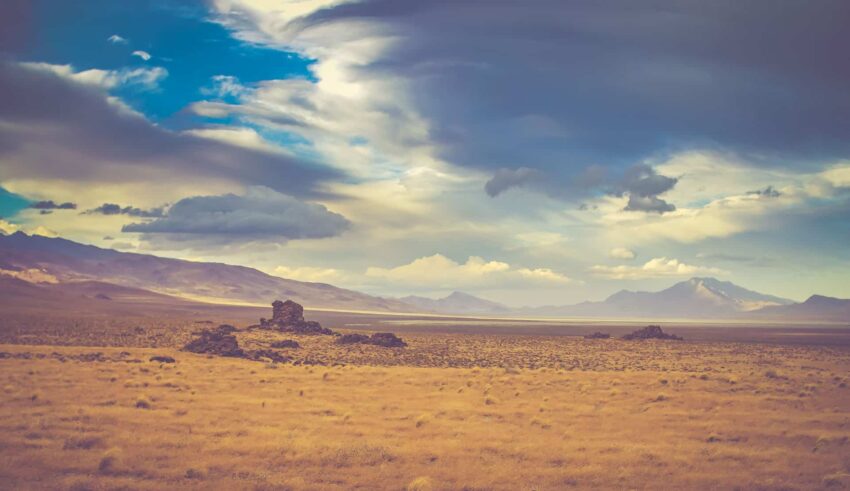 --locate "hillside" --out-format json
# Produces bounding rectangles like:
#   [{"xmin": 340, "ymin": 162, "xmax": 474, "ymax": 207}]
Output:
[{"xmin": 0, "ymin": 232, "xmax": 411, "ymax": 312}]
